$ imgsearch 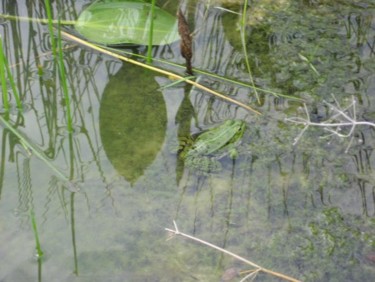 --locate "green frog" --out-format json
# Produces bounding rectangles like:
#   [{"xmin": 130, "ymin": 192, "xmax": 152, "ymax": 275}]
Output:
[{"xmin": 179, "ymin": 120, "xmax": 246, "ymax": 172}]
